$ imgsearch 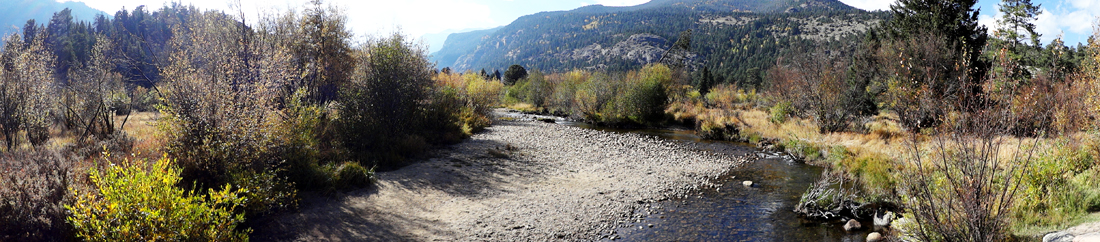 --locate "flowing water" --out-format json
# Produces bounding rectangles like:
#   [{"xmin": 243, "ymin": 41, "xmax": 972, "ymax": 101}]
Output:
[{"xmin": 563, "ymin": 121, "xmax": 869, "ymax": 241}]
